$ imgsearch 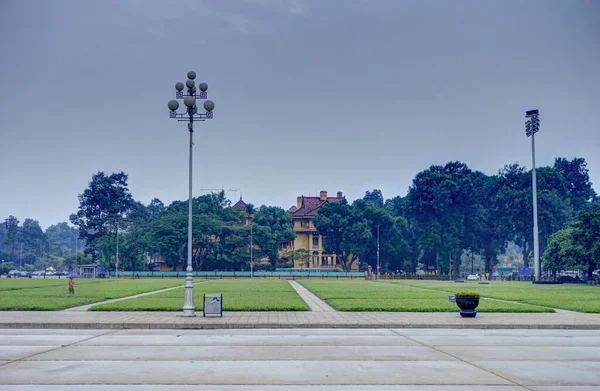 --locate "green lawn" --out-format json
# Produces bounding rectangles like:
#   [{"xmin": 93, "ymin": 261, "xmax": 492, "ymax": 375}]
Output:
[
  {"xmin": 91, "ymin": 279, "xmax": 309, "ymax": 311},
  {"xmin": 0, "ymin": 278, "xmax": 185, "ymax": 310},
  {"xmin": 386, "ymin": 280, "xmax": 600, "ymax": 313},
  {"xmin": 298, "ymin": 280, "xmax": 554, "ymax": 312}
]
